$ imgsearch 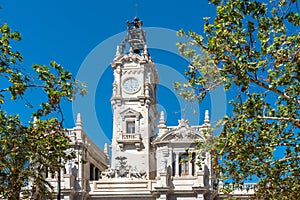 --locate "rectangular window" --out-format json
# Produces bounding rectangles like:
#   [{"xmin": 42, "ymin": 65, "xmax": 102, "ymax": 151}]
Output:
[{"xmin": 126, "ymin": 121, "xmax": 135, "ymax": 134}]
